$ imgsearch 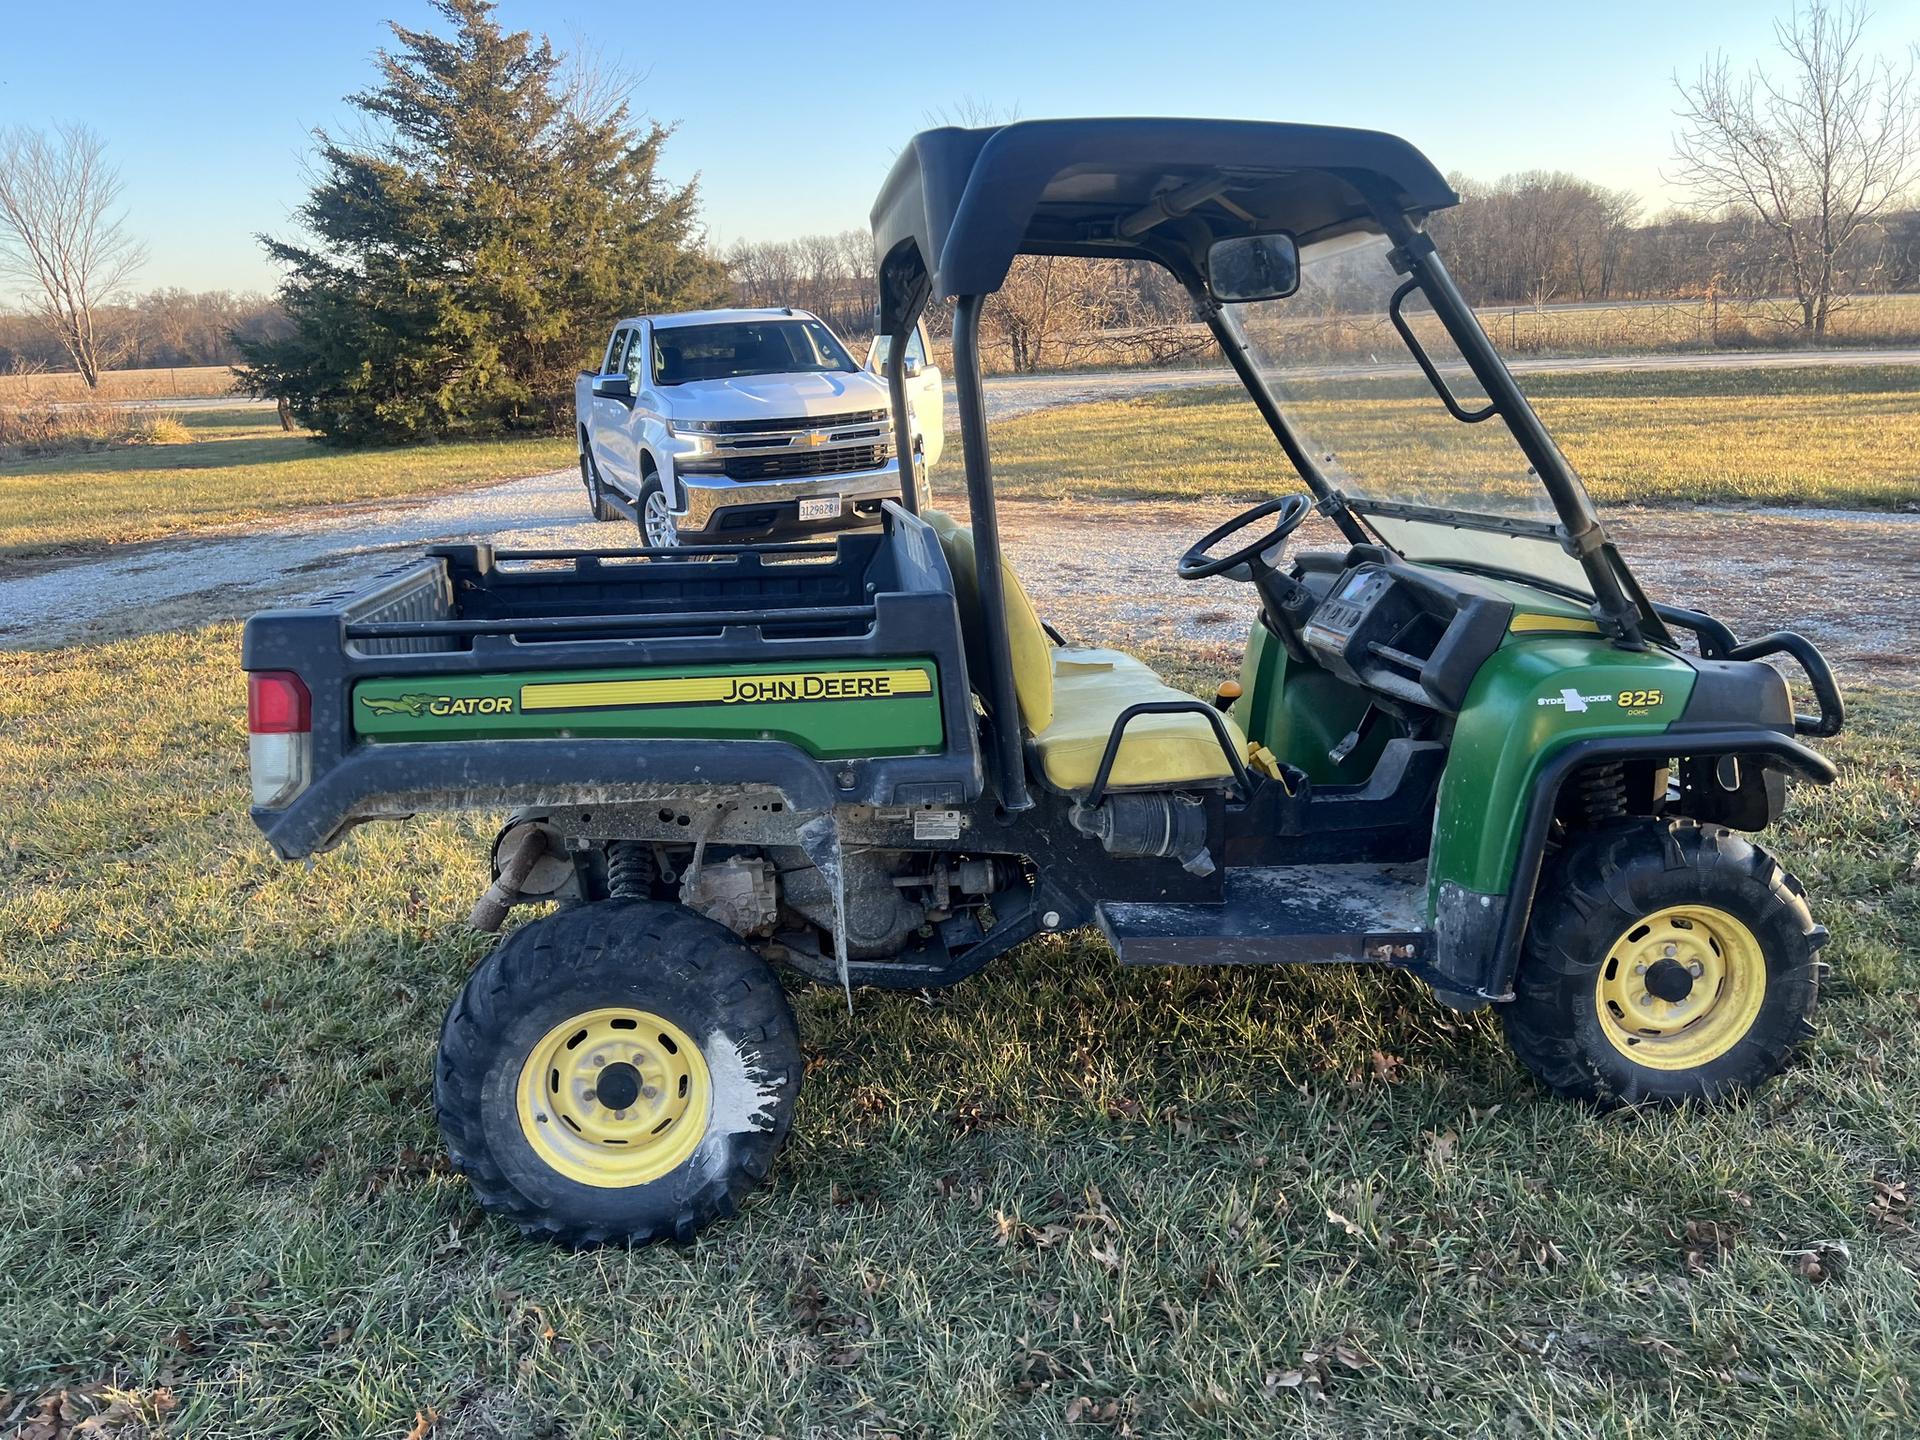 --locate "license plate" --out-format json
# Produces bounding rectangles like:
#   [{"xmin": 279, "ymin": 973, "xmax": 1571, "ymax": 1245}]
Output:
[{"xmin": 797, "ymin": 495, "xmax": 842, "ymax": 521}]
